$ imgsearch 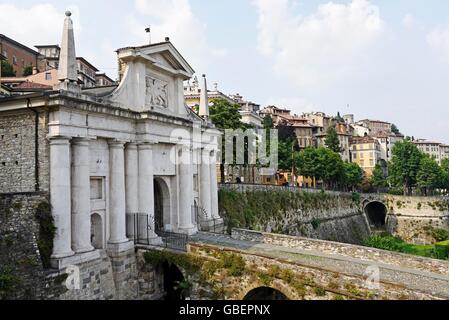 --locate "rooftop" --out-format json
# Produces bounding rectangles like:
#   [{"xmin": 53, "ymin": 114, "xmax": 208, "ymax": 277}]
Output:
[{"xmin": 0, "ymin": 34, "xmax": 40, "ymax": 56}]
